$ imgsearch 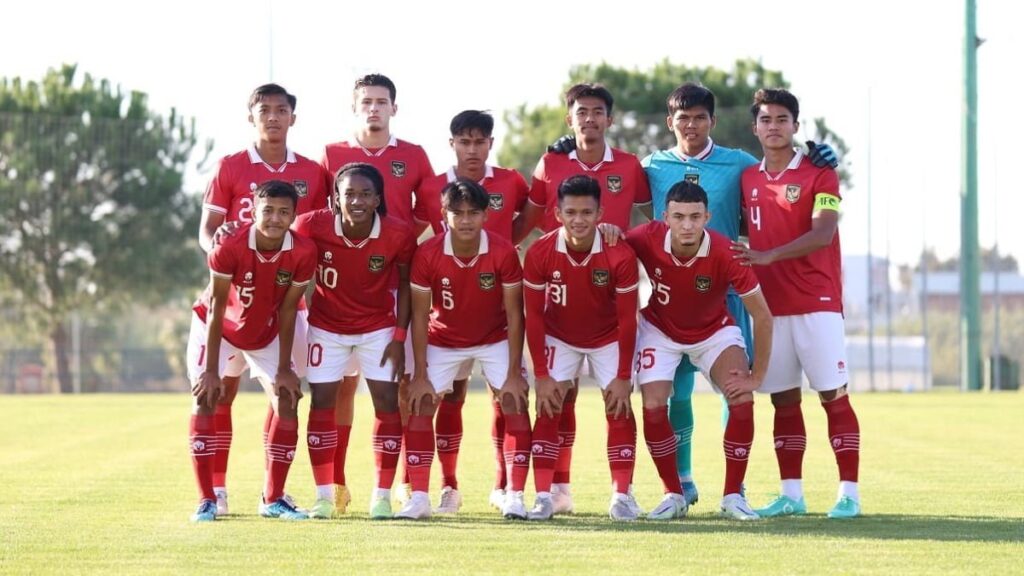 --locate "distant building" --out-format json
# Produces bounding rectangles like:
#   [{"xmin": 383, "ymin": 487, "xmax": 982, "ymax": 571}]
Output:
[{"xmin": 913, "ymin": 271, "xmax": 1024, "ymax": 312}]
